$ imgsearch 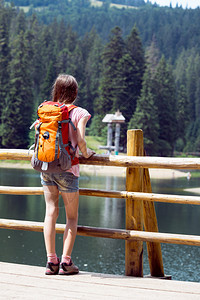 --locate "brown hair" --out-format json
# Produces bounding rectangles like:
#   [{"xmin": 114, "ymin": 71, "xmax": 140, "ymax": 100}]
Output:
[{"xmin": 52, "ymin": 74, "xmax": 78, "ymax": 104}]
